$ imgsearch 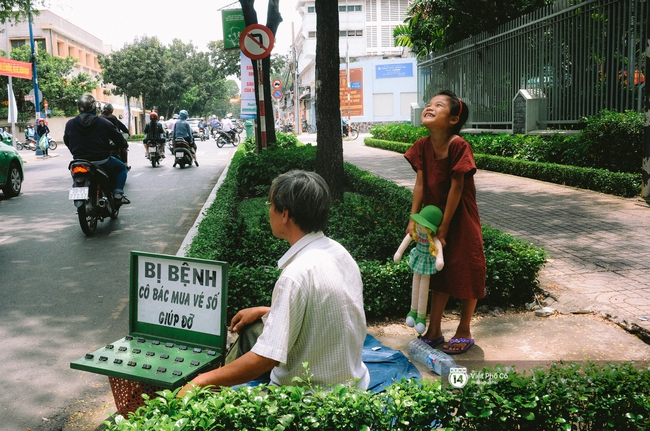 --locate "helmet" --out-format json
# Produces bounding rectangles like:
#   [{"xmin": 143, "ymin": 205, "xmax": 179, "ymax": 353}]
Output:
[
  {"xmin": 77, "ymin": 94, "xmax": 97, "ymax": 113},
  {"xmin": 38, "ymin": 118, "xmax": 46, "ymax": 124},
  {"xmin": 226, "ymin": 113, "xmax": 233, "ymax": 118},
  {"xmin": 149, "ymin": 112, "xmax": 158, "ymax": 121},
  {"xmin": 160, "ymin": 116, "xmax": 165, "ymax": 121},
  {"xmin": 172, "ymin": 114, "xmax": 179, "ymax": 119},
  {"xmin": 178, "ymin": 110, "xmax": 189, "ymax": 120},
  {"xmin": 102, "ymin": 103, "xmax": 114, "ymax": 114},
  {"xmin": 211, "ymin": 115, "xmax": 216, "ymax": 119}
]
